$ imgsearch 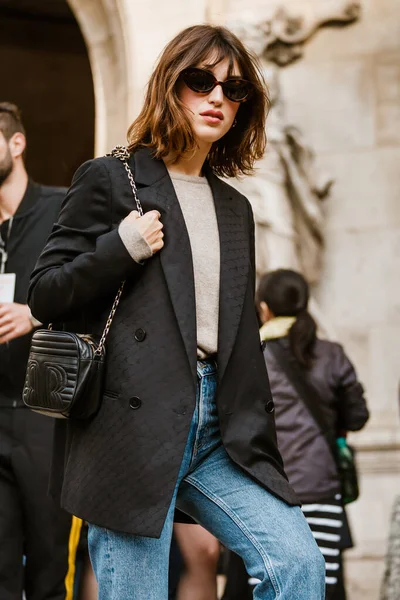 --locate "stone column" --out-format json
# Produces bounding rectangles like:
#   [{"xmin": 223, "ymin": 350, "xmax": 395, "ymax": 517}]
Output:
[
  {"xmin": 67, "ymin": 0, "xmax": 130, "ymax": 154},
  {"xmin": 67, "ymin": 0, "xmax": 209, "ymax": 155}
]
